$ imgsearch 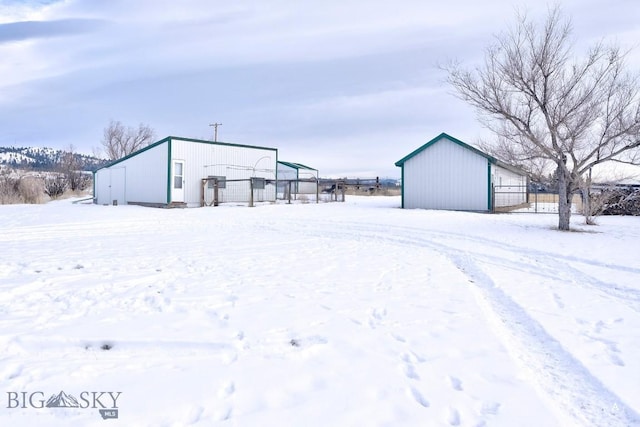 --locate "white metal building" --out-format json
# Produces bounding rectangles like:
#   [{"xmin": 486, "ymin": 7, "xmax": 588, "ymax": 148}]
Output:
[
  {"xmin": 94, "ymin": 136, "xmax": 277, "ymax": 207},
  {"xmin": 394, "ymin": 133, "xmax": 527, "ymax": 211},
  {"xmin": 276, "ymin": 161, "xmax": 318, "ymax": 197}
]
